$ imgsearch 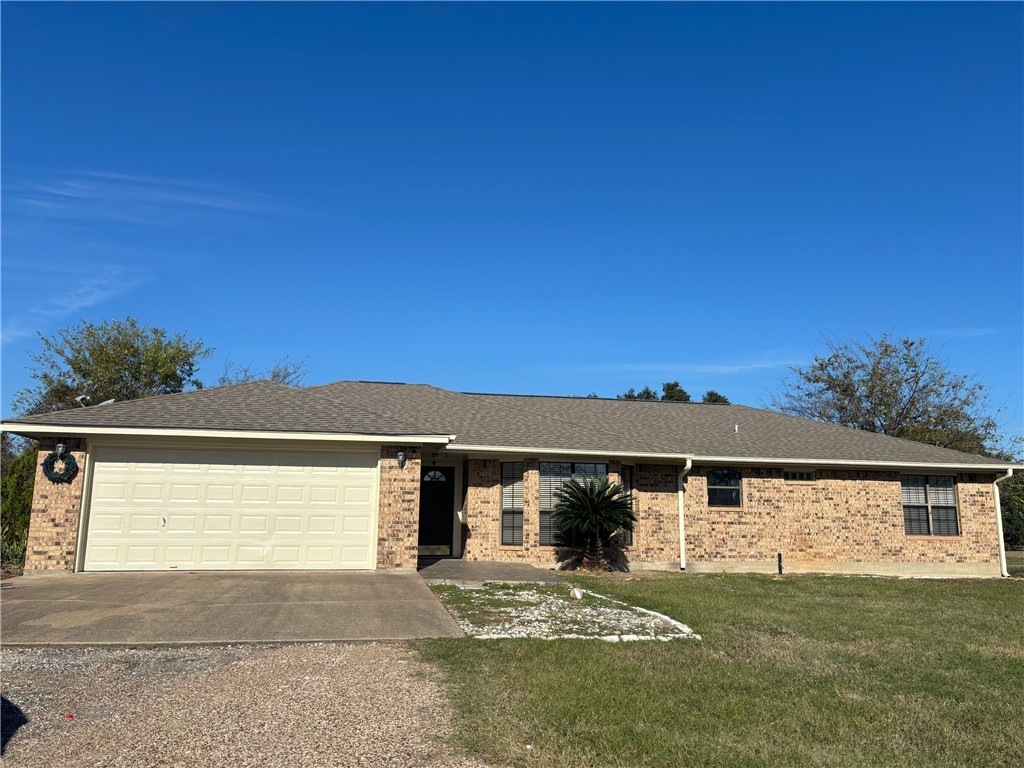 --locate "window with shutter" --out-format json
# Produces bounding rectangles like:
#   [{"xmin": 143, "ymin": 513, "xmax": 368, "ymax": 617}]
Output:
[
  {"xmin": 501, "ymin": 462, "xmax": 524, "ymax": 546},
  {"xmin": 901, "ymin": 475, "xmax": 959, "ymax": 536}
]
